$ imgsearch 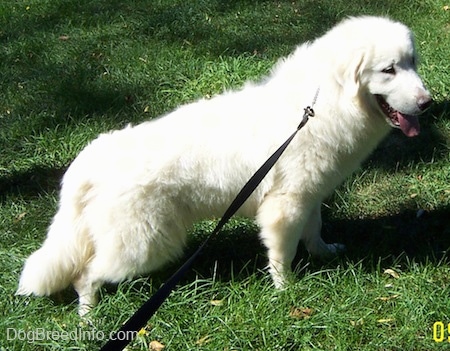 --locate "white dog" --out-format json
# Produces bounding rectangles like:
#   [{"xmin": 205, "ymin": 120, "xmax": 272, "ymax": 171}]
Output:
[{"xmin": 18, "ymin": 16, "xmax": 432, "ymax": 315}]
